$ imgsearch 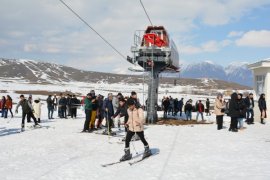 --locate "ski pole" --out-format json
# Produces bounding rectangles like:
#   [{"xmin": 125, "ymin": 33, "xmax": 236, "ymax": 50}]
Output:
[{"xmin": 131, "ymin": 135, "xmax": 138, "ymax": 155}]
